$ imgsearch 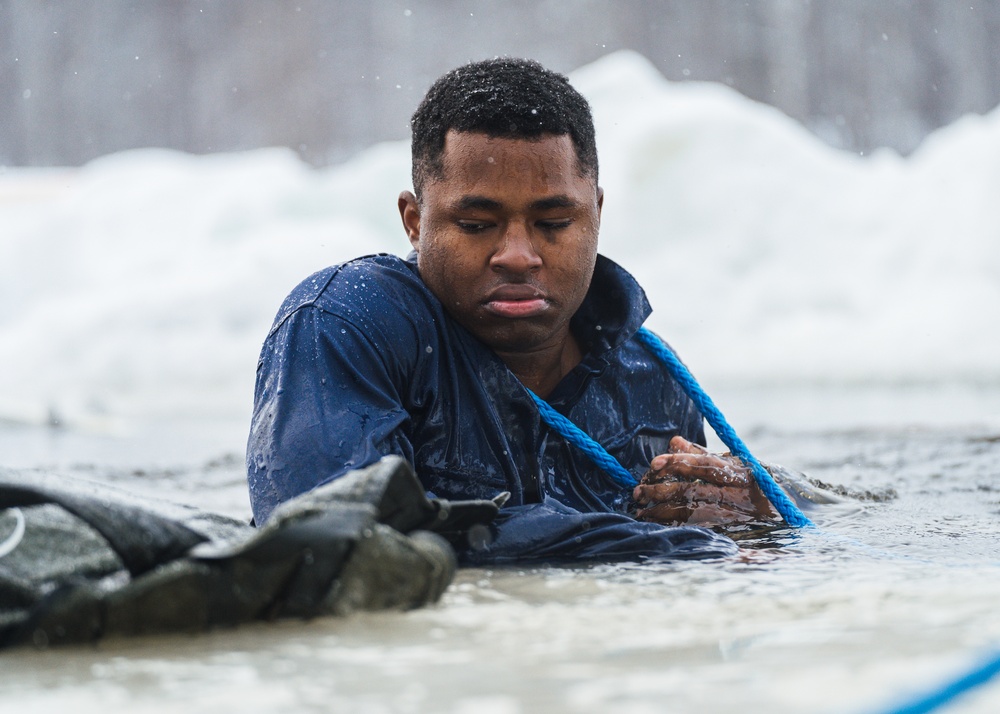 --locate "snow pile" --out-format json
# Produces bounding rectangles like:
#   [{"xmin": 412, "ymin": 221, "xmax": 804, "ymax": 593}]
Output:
[
  {"xmin": 2, "ymin": 50, "xmax": 998, "ymax": 429},
  {"xmin": 575, "ymin": 51, "xmax": 1000, "ymax": 383}
]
